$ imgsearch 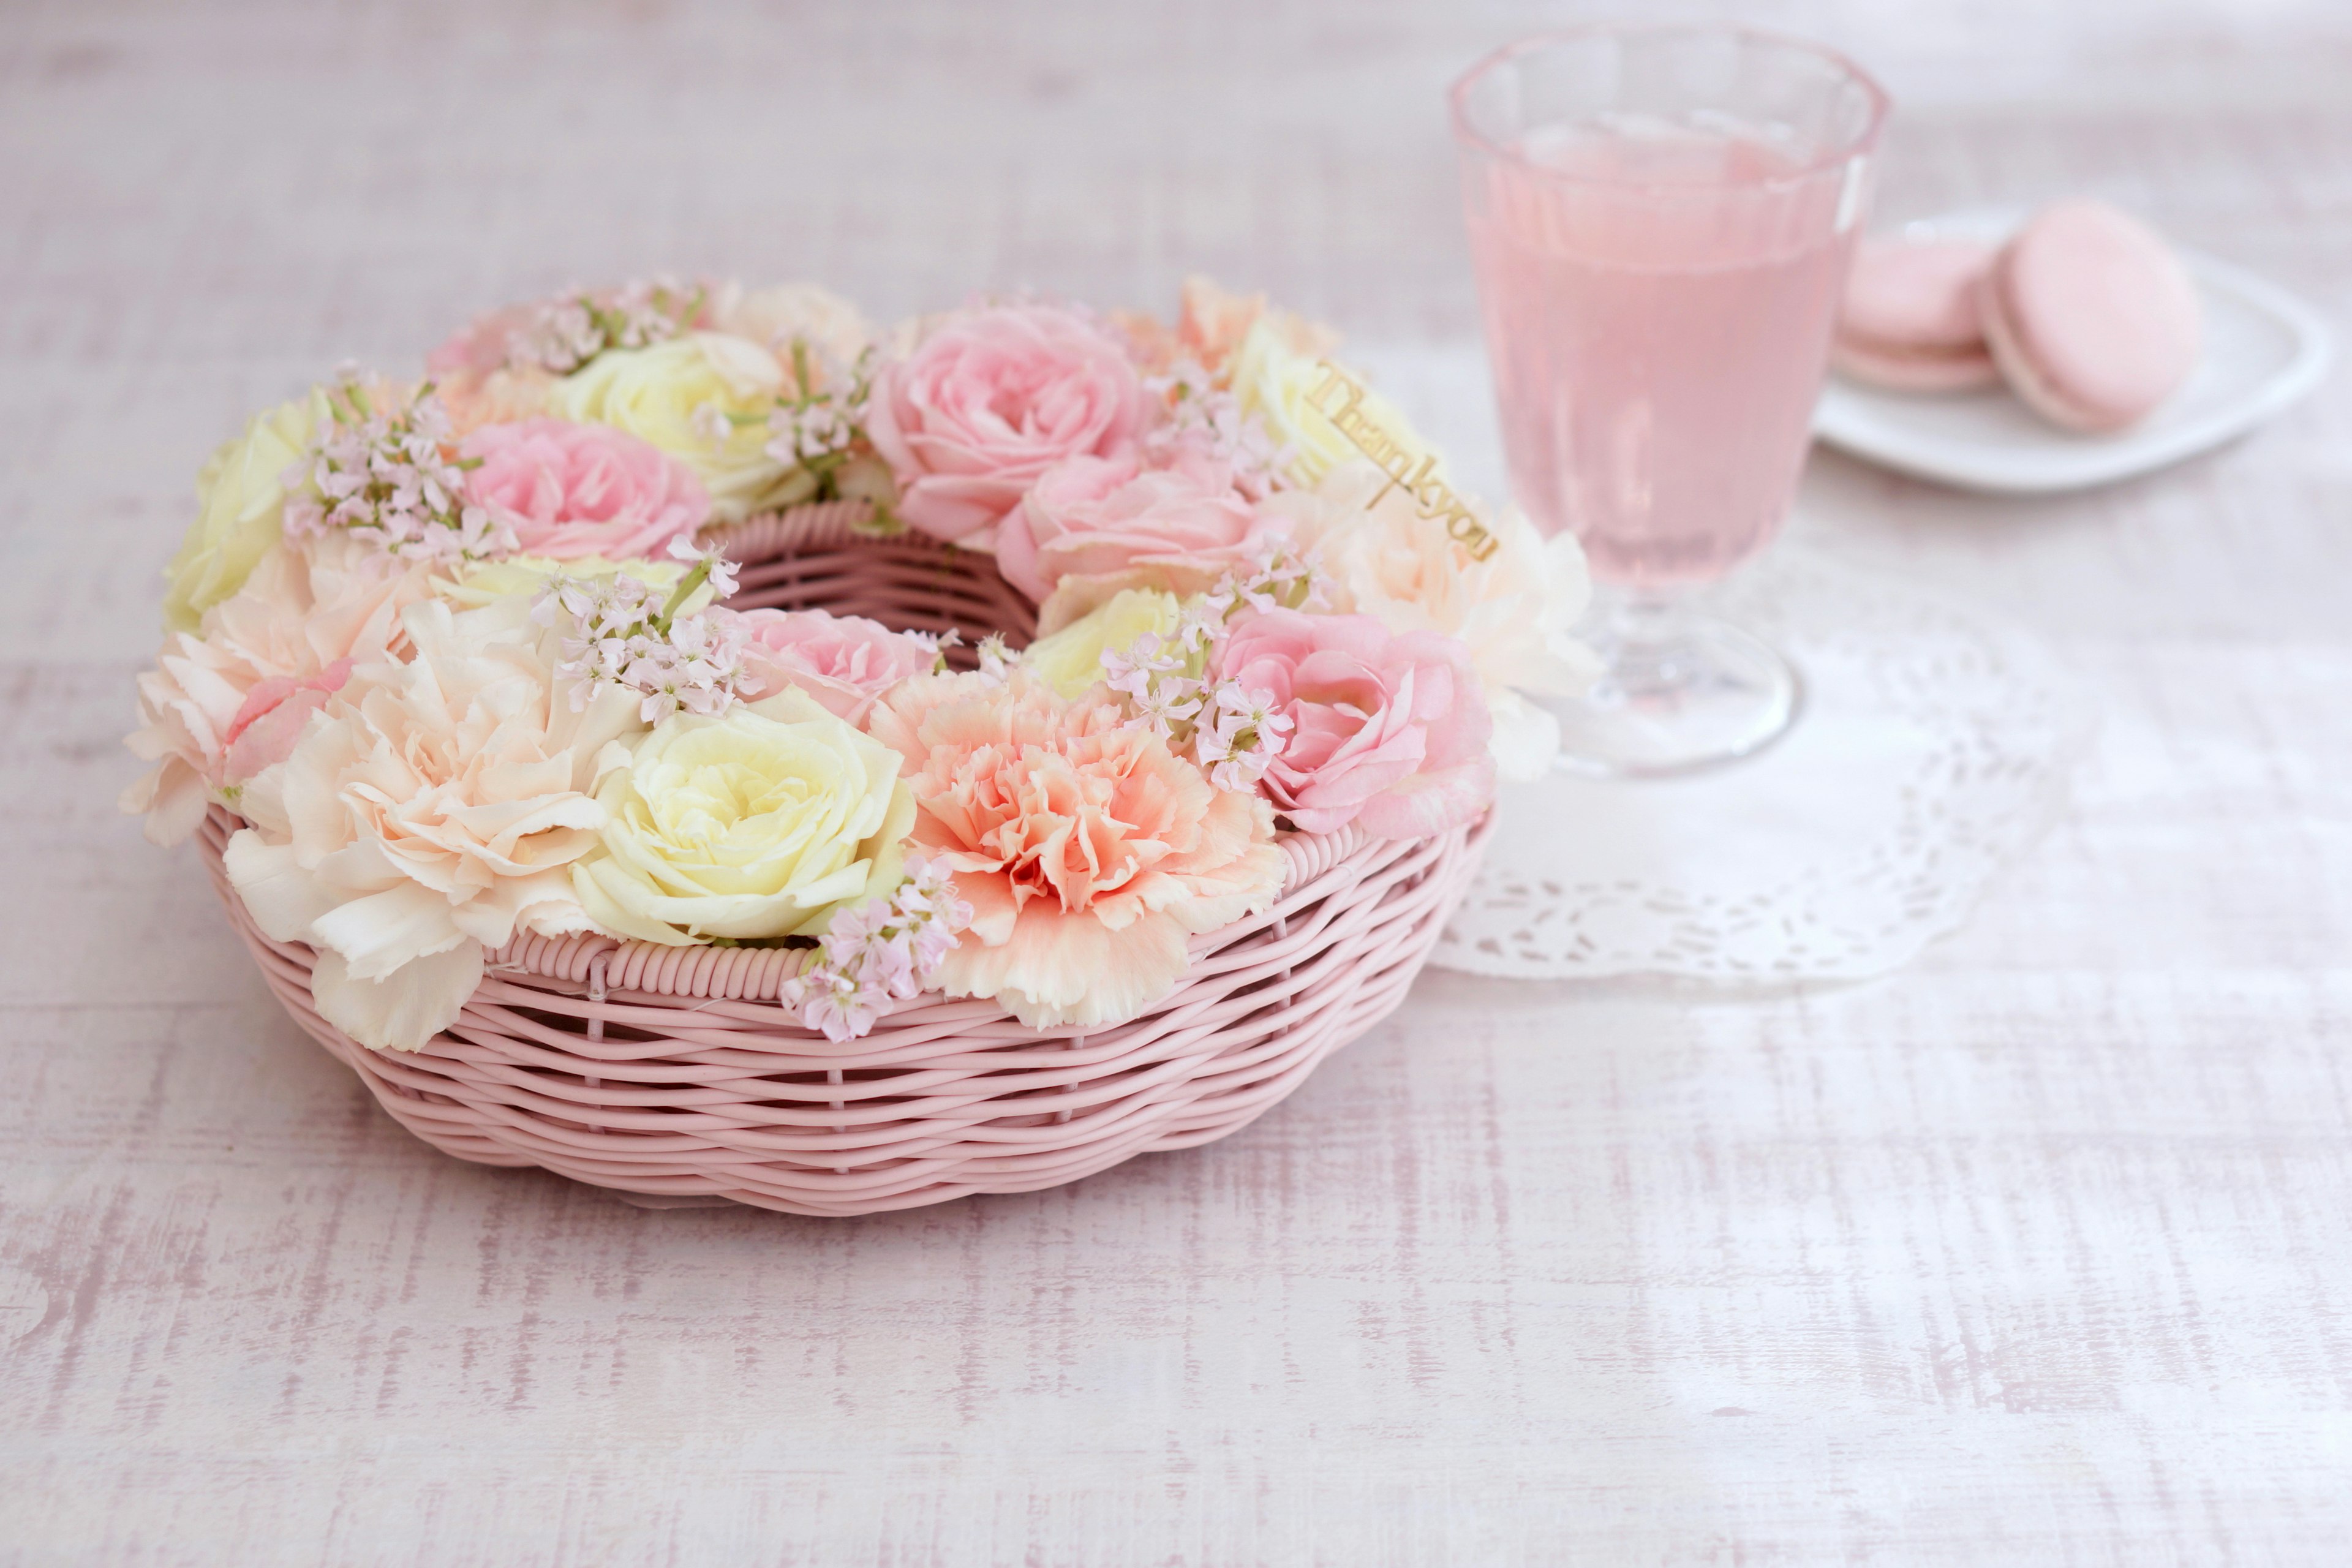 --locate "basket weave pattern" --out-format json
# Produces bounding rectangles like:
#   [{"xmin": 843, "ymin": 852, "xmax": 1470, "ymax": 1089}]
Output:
[{"xmin": 199, "ymin": 504, "xmax": 1492, "ymax": 1216}]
